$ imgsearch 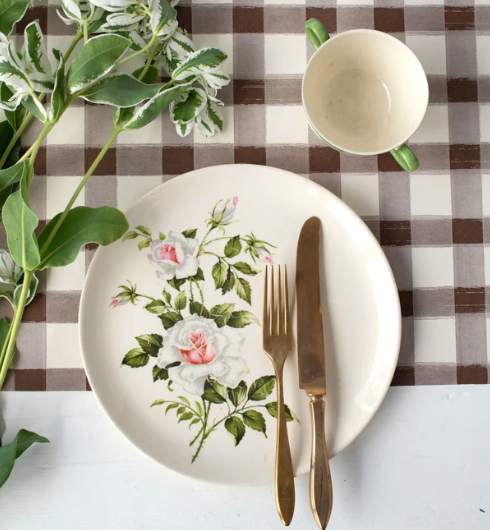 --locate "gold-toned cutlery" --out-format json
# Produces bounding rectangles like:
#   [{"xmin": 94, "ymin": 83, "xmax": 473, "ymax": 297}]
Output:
[
  {"xmin": 262, "ymin": 264, "xmax": 295, "ymax": 526},
  {"xmin": 296, "ymin": 217, "xmax": 333, "ymax": 530}
]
